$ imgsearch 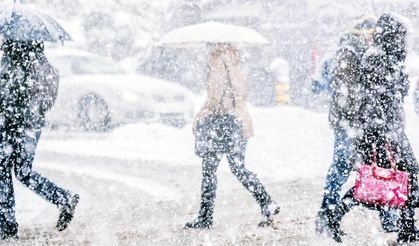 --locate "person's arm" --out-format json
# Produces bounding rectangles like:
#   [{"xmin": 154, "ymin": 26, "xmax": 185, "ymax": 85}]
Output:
[
  {"xmin": 192, "ymin": 55, "xmax": 224, "ymax": 130},
  {"xmin": 329, "ymin": 47, "xmax": 359, "ymax": 124},
  {"xmin": 205, "ymin": 56, "xmax": 224, "ymax": 108},
  {"xmin": 37, "ymin": 59, "xmax": 59, "ymax": 112},
  {"xmin": 332, "ymin": 47, "xmax": 359, "ymax": 88},
  {"xmin": 398, "ymin": 67, "xmax": 410, "ymax": 98},
  {"xmin": 222, "ymin": 52, "xmax": 247, "ymax": 107}
]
